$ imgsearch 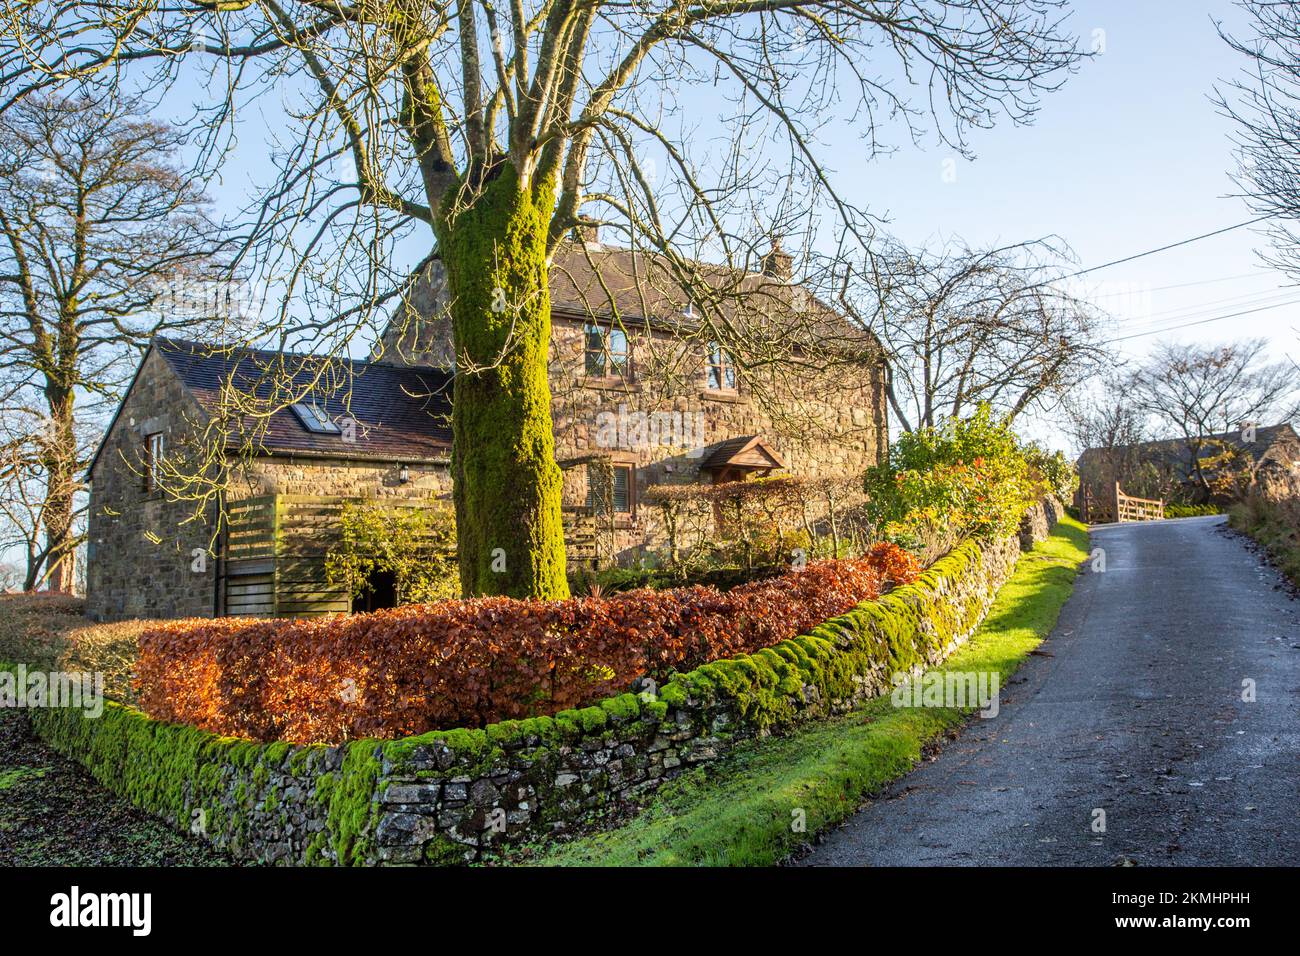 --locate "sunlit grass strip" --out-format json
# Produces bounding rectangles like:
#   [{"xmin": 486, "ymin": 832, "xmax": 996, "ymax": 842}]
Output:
[{"xmin": 525, "ymin": 516, "xmax": 1089, "ymax": 867}]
